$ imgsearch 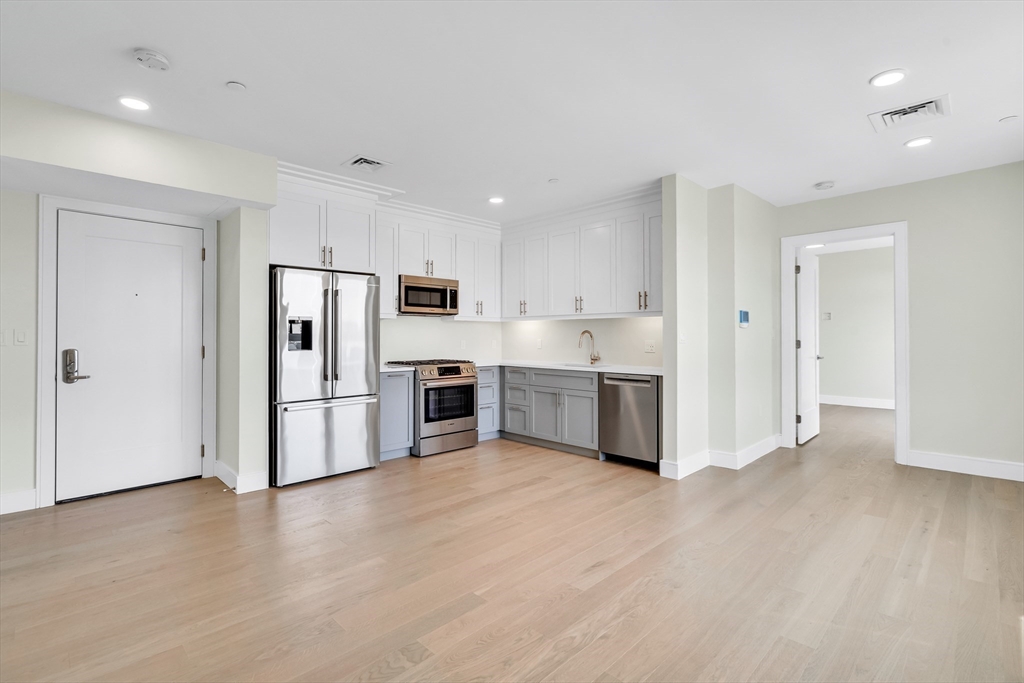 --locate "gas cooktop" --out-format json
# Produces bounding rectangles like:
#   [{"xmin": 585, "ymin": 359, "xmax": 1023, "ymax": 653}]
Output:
[
  {"xmin": 387, "ymin": 359, "xmax": 477, "ymax": 378},
  {"xmin": 386, "ymin": 359, "xmax": 474, "ymax": 366}
]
